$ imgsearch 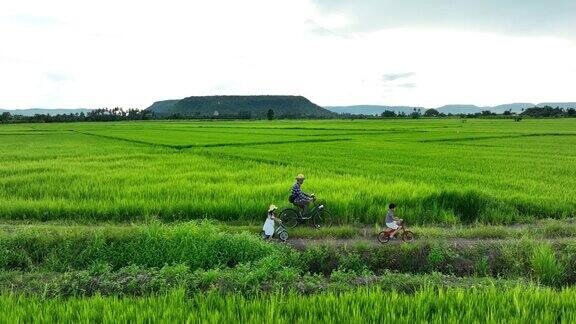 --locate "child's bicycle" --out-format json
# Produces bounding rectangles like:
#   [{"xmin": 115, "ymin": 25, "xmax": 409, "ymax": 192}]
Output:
[
  {"xmin": 378, "ymin": 220, "xmax": 414, "ymax": 243},
  {"xmin": 262, "ymin": 220, "xmax": 289, "ymax": 242}
]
